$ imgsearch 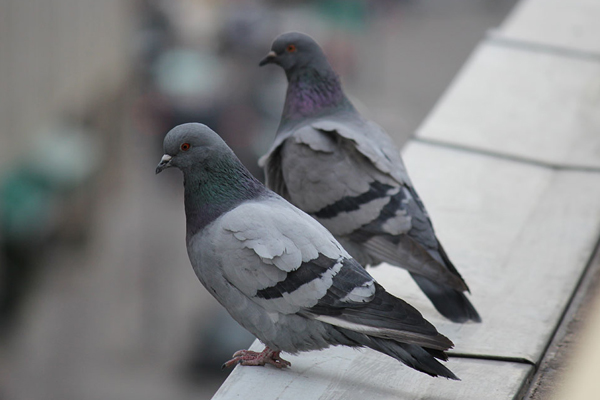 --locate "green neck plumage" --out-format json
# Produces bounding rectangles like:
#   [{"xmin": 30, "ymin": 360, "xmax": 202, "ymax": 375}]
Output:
[{"xmin": 183, "ymin": 157, "xmax": 265, "ymax": 237}]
